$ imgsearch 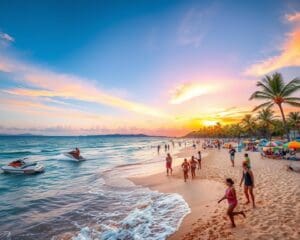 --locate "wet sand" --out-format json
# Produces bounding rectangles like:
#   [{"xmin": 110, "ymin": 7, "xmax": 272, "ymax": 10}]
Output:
[{"xmin": 130, "ymin": 147, "xmax": 300, "ymax": 240}]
